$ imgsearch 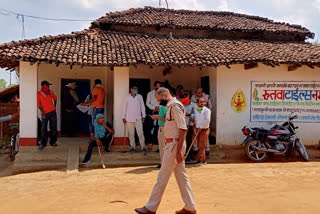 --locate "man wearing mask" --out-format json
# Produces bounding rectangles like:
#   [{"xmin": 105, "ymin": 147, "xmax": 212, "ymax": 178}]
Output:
[
  {"xmin": 192, "ymin": 98, "xmax": 211, "ymax": 167},
  {"xmin": 37, "ymin": 80, "xmax": 58, "ymax": 150},
  {"xmin": 122, "ymin": 86, "xmax": 147, "ymax": 154},
  {"xmin": 135, "ymin": 87, "xmax": 197, "ymax": 214},
  {"xmin": 191, "ymin": 88, "xmax": 212, "ymax": 156},
  {"xmin": 62, "ymin": 80, "xmax": 79, "ymax": 137},
  {"xmin": 81, "ymin": 79, "xmax": 105, "ymax": 131},
  {"xmin": 146, "ymin": 81, "xmax": 161, "ymax": 147}
]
